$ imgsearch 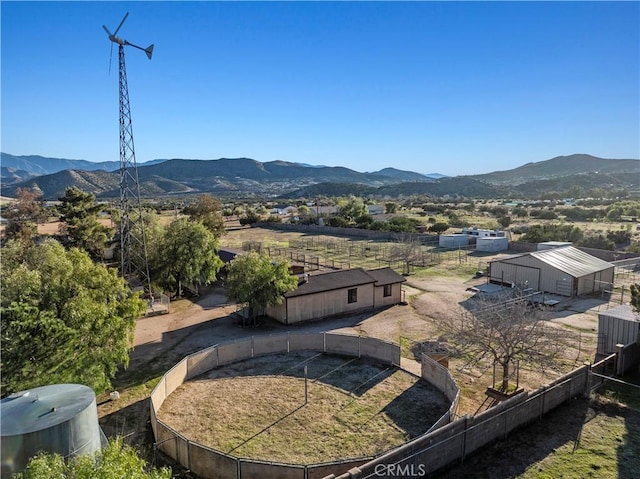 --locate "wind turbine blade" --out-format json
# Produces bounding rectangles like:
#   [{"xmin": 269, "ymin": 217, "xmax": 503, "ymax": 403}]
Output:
[
  {"xmin": 113, "ymin": 12, "xmax": 129, "ymax": 36},
  {"xmin": 102, "ymin": 25, "xmax": 112, "ymax": 36}
]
